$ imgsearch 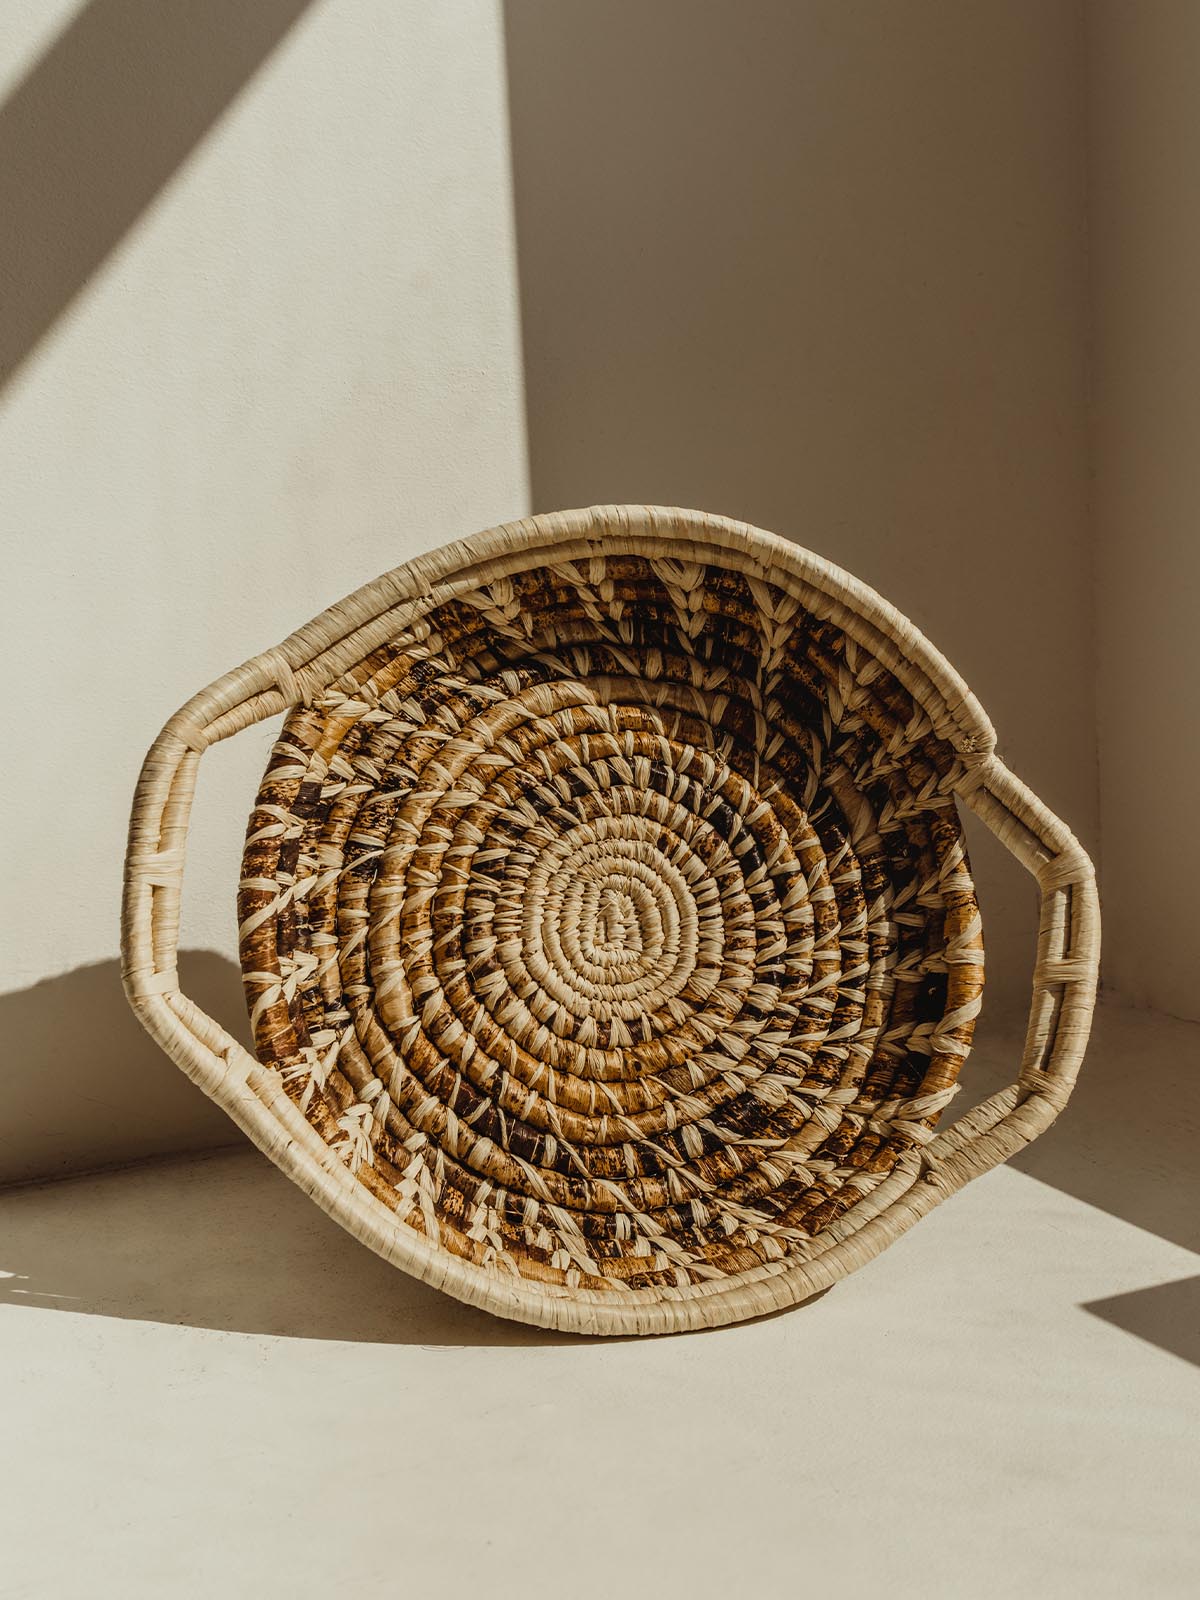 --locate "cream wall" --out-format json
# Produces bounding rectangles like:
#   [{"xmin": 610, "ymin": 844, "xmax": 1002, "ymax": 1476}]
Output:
[
  {"xmin": 5, "ymin": 1, "xmax": 1154, "ymax": 1181},
  {"xmin": 0, "ymin": 0, "xmax": 529, "ymax": 1180},
  {"xmin": 1089, "ymin": 2, "xmax": 1200, "ymax": 1021},
  {"xmin": 505, "ymin": 0, "xmax": 1095, "ymax": 1016}
]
